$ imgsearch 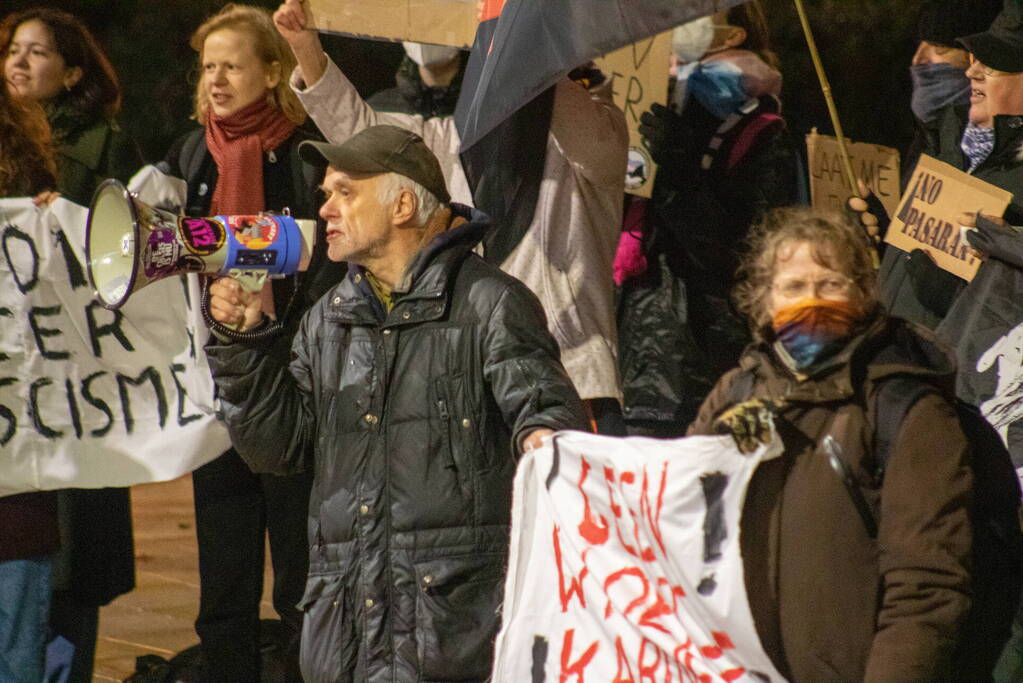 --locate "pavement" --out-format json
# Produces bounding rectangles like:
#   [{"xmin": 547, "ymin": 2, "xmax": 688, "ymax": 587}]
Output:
[{"xmin": 92, "ymin": 475, "xmax": 276, "ymax": 682}]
